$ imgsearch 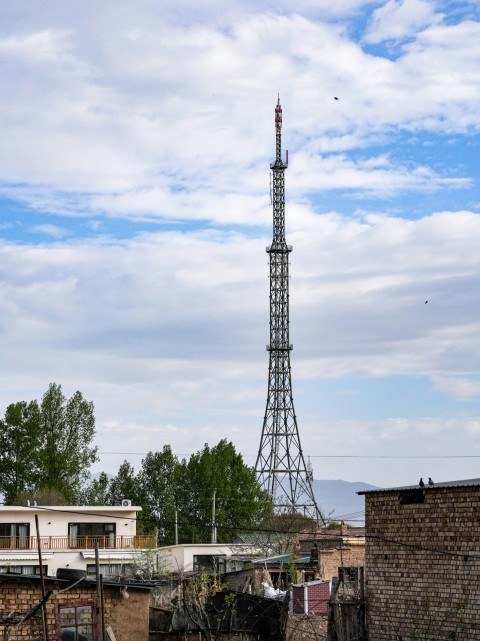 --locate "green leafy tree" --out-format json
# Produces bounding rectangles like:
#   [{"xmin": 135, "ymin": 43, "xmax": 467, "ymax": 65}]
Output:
[
  {"xmin": 78, "ymin": 471, "xmax": 112, "ymax": 505},
  {"xmin": 81, "ymin": 461, "xmax": 142, "ymax": 500},
  {"xmin": 180, "ymin": 440, "xmax": 273, "ymax": 543},
  {"xmin": 39, "ymin": 383, "xmax": 98, "ymax": 502},
  {"xmin": 81, "ymin": 440, "xmax": 272, "ymax": 545},
  {"xmin": 108, "ymin": 460, "xmax": 141, "ymax": 506},
  {"xmin": 0, "ymin": 383, "xmax": 98, "ymax": 504},
  {"xmin": 137, "ymin": 446, "xmax": 181, "ymax": 544},
  {"xmin": 0, "ymin": 401, "xmax": 42, "ymax": 504}
]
